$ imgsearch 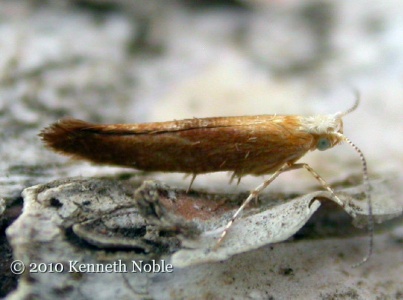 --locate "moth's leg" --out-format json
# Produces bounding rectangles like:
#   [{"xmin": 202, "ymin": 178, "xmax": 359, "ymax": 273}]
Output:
[
  {"xmin": 282, "ymin": 162, "xmax": 373, "ymax": 267},
  {"xmin": 229, "ymin": 172, "xmax": 242, "ymax": 185},
  {"xmin": 215, "ymin": 161, "xmax": 344, "ymax": 249},
  {"xmin": 288, "ymin": 163, "xmax": 344, "ymax": 207},
  {"xmin": 214, "ymin": 163, "xmax": 290, "ymax": 249},
  {"xmin": 186, "ymin": 174, "xmax": 197, "ymax": 193}
]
